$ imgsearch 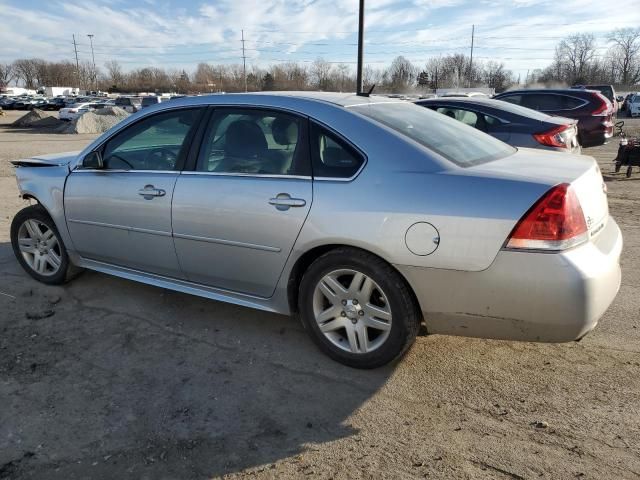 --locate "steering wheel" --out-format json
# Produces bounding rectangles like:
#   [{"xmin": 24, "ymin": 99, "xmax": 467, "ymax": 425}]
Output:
[{"xmin": 144, "ymin": 147, "xmax": 178, "ymax": 170}]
